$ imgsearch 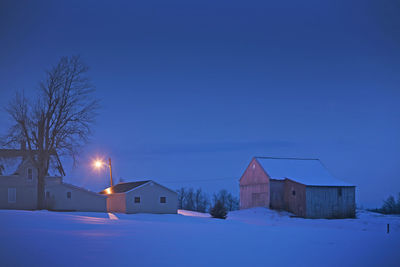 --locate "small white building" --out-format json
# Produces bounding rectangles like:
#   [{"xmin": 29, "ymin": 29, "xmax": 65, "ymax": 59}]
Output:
[
  {"xmin": 0, "ymin": 149, "xmax": 107, "ymax": 212},
  {"xmin": 100, "ymin": 180, "xmax": 178, "ymax": 214}
]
